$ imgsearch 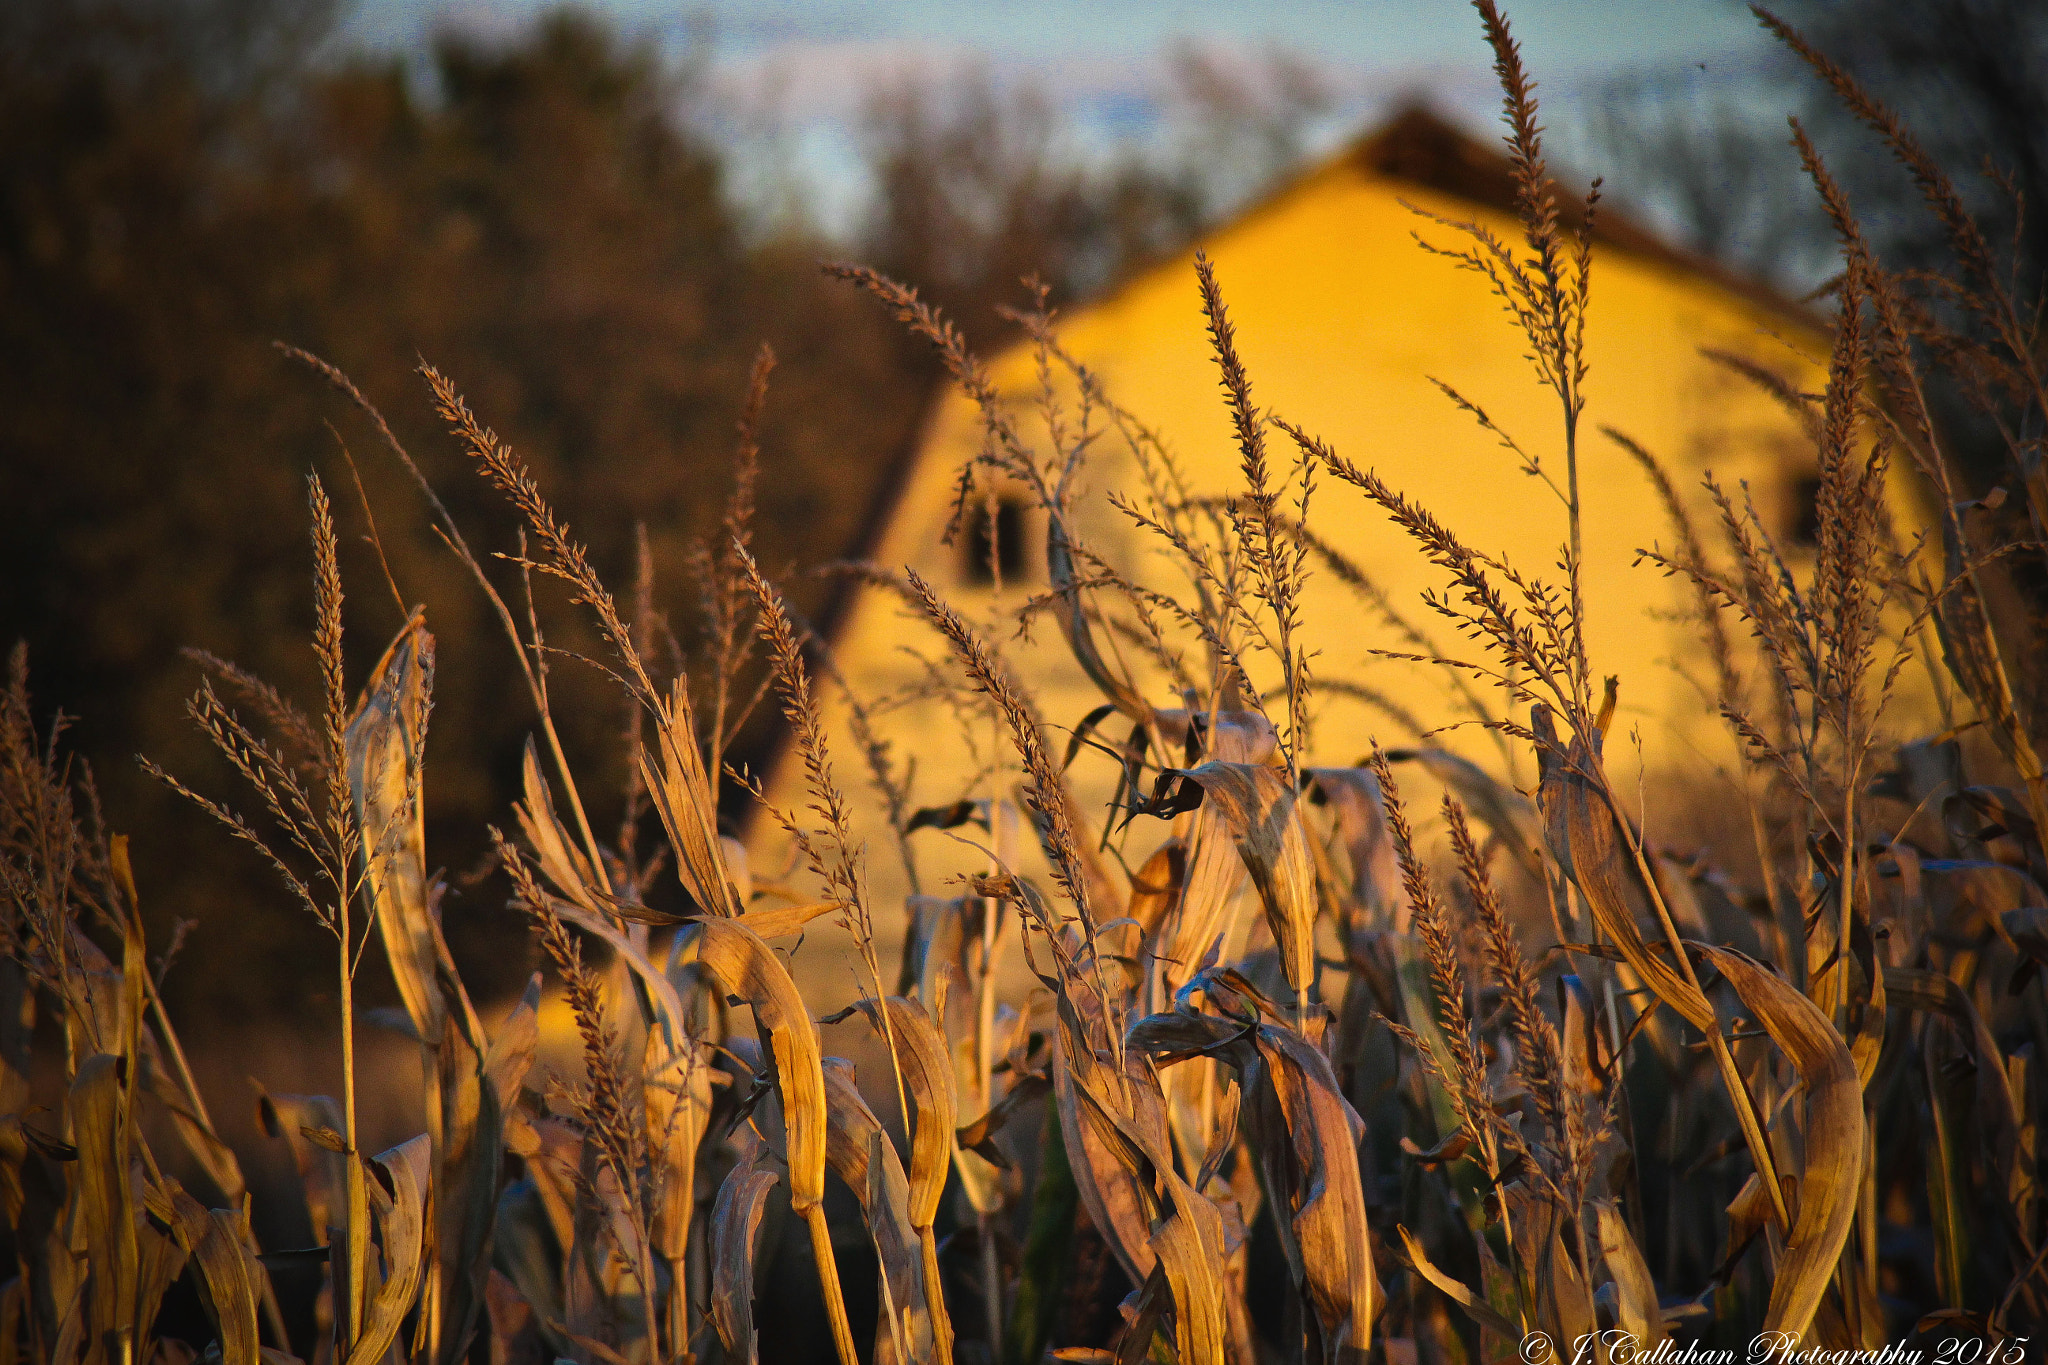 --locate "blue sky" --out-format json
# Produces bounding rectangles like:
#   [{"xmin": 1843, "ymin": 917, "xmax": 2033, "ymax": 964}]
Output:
[
  {"xmin": 343, "ymin": 0, "xmax": 1791, "ymax": 237},
  {"xmin": 349, "ymin": 0, "xmax": 1773, "ymax": 75}
]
